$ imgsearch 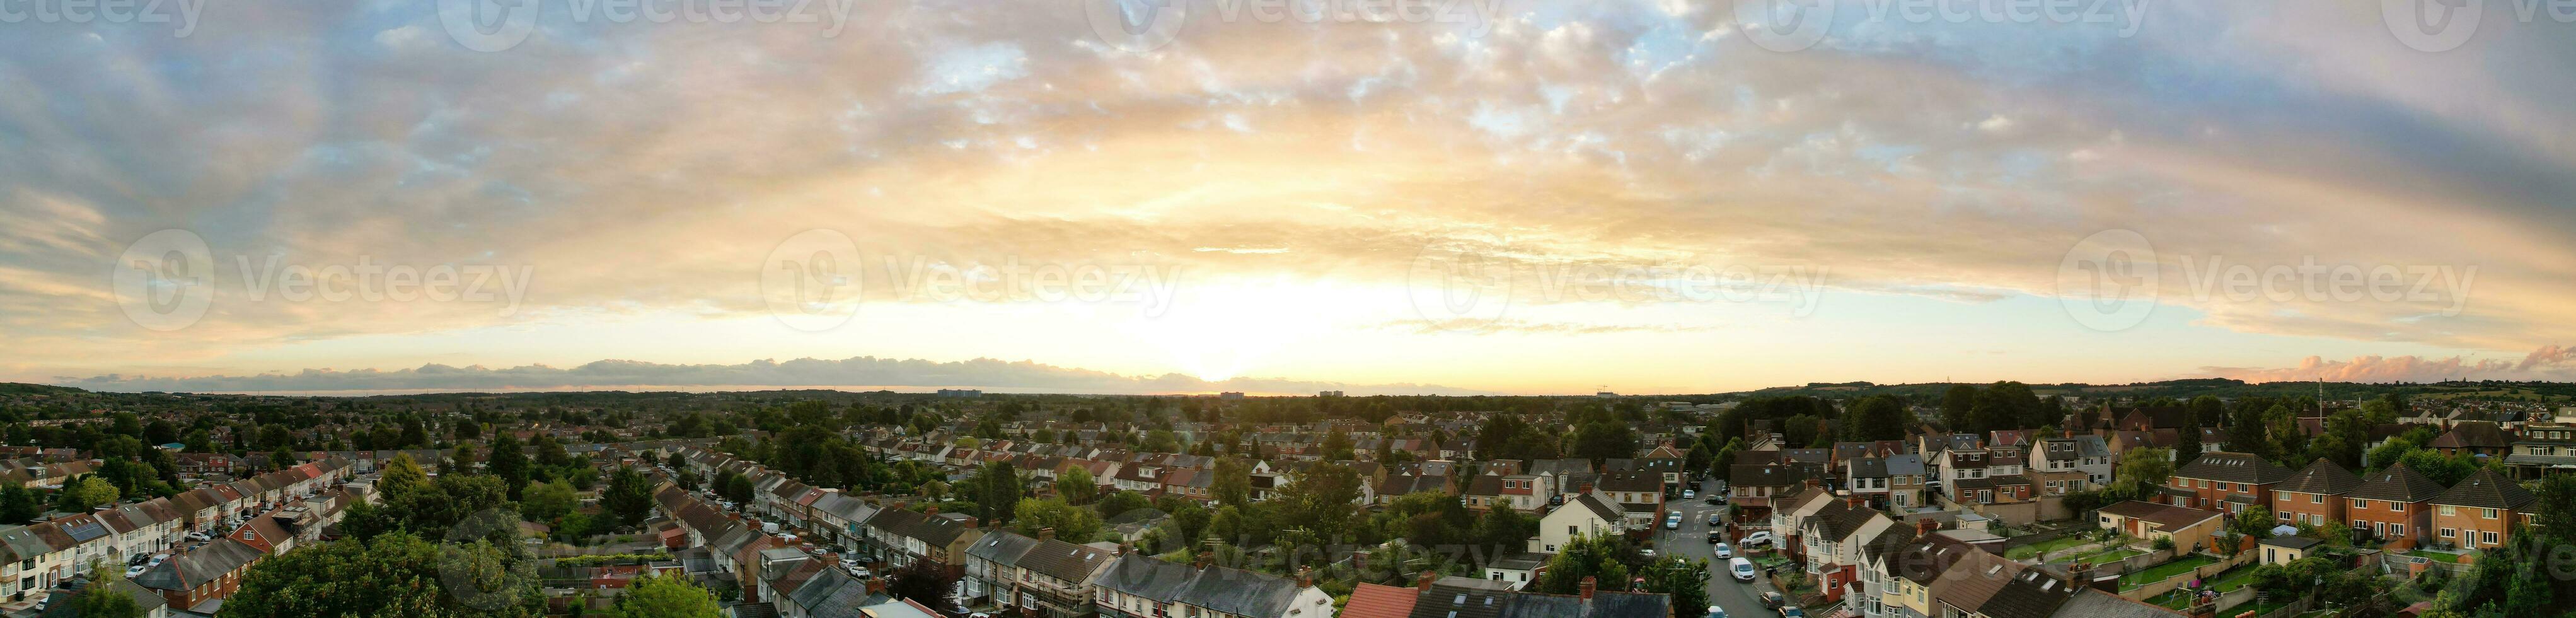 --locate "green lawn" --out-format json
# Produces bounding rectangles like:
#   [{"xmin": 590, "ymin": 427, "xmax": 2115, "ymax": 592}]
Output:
[
  {"xmin": 2119, "ymin": 556, "xmax": 2218, "ymax": 591},
  {"xmin": 2005, "ymin": 535, "xmax": 2094, "ymax": 560},
  {"xmin": 2082, "ymin": 548, "xmax": 2144, "ymax": 564},
  {"xmin": 2406, "ymin": 550, "xmax": 2464, "ymax": 563}
]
